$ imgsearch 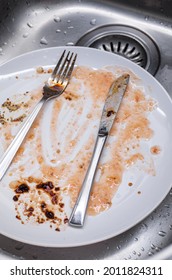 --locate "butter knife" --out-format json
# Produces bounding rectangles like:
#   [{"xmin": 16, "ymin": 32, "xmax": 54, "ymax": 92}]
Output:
[{"xmin": 69, "ymin": 73, "xmax": 130, "ymax": 227}]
